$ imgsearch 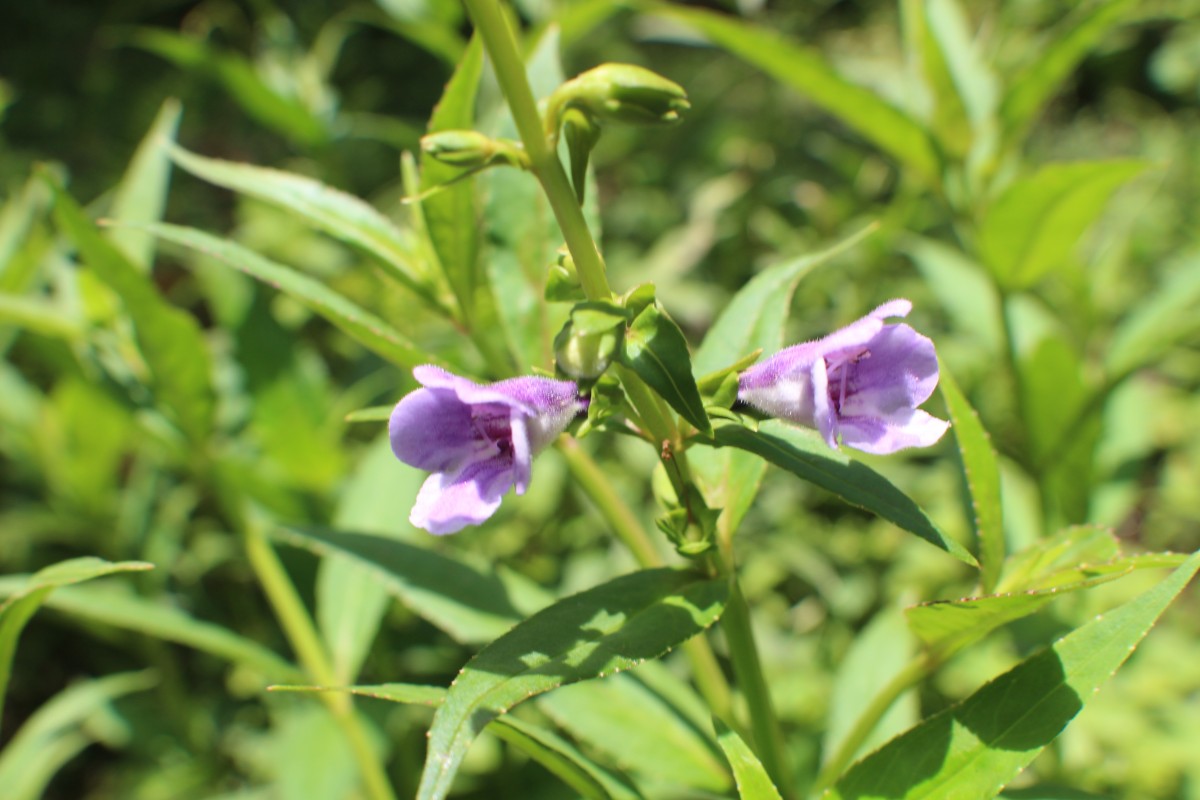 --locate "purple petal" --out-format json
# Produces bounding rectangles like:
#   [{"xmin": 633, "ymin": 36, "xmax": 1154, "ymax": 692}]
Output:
[
  {"xmin": 413, "ymin": 365, "xmax": 533, "ymax": 413},
  {"xmin": 409, "ymin": 456, "xmax": 516, "ymax": 535},
  {"xmin": 389, "ymin": 387, "xmax": 493, "ymax": 472},
  {"xmin": 837, "ymin": 409, "xmax": 950, "ymax": 455},
  {"xmin": 839, "ymin": 324, "xmax": 940, "ymax": 417}
]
